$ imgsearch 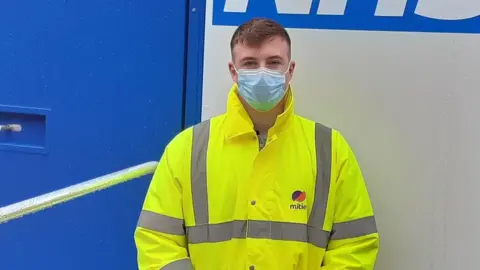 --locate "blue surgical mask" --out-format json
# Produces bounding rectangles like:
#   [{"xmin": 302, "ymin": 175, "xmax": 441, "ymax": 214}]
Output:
[{"xmin": 235, "ymin": 67, "xmax": 289, "ymax": 112}]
